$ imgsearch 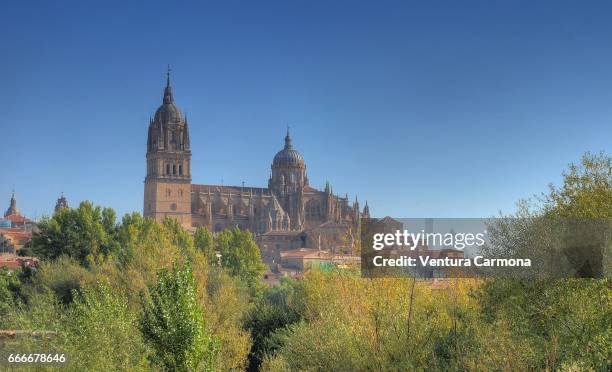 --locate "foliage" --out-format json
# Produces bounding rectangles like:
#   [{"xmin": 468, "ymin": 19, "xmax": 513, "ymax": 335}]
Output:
[
  {"xmin": 60, "ymin": 281, "xmax": 151, "ymax": 370},
  {"xmin": 476, "ymin": 278, "xmax": 612, "ymax": 369},
  {"xmin": 216, "ymin": 228, "xmax": 266, "ymax": 294},
  {"xmin": 545, "ymin": 151, "xmax": 611, "ymax": 219},
  {"xmin": 244, "ymin": 277, "xmax": 302, "ymax": 371},
  {"xmin": 476, "ymin": 151, "xmax": 612, "ymax": 370},
  {"xmin": 0, "ymin": 268, "xmax": 20, "ymax": 316},
  {"xmin": 0, "ymin": 280, "xmax": 151, "ymax": 371},
  {"xmin": 26, "ymin": 256, "xmax": 97, "ymax": 305},
  {"xmin": 194, "ymin": 226, "xmax": 216, "ymax": 264},
  {"xmin": 3, "ymin": 211, "xmax": 252, "ymax": 371},
  {"xmin": 163, "ymin": 217, "xmax": 195, "ymax": 252},
  {"xmin": 203, "ymin": 266, "xmax": 253, "ymax": 371},
  {"xmin": 263, "ymin": 270, "xmax": 488, "ymax": 370},
  {"xmin": 31, "ymin": 201, "xmax": 120, "ymax": 265},
  {"xmin": 139, "ymin": 262, "xmax": 219, "ymax": 371}
]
